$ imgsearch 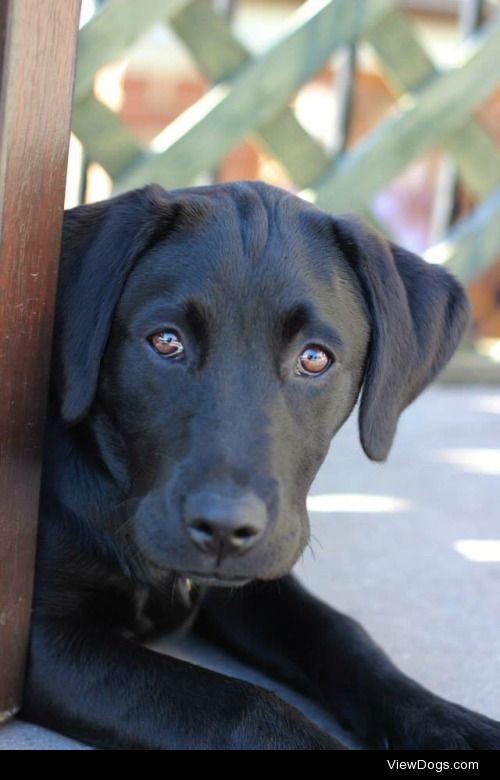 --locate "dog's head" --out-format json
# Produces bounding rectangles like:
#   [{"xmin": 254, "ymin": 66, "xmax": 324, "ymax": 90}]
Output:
[{"xmin": 54, "ymin": 182, "xmax": 469, "ymax": 586}]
